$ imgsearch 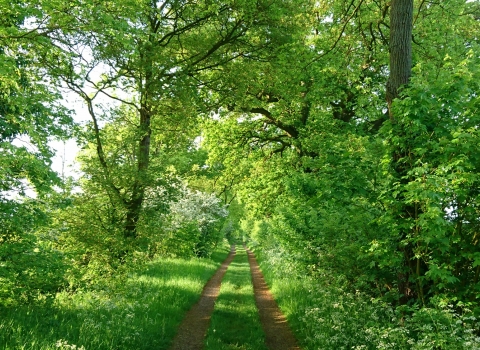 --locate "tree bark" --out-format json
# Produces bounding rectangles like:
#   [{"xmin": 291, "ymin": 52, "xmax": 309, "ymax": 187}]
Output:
[{"xmin": 386, "ymin": 0, "xmax": 413, "ymax": 120}]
